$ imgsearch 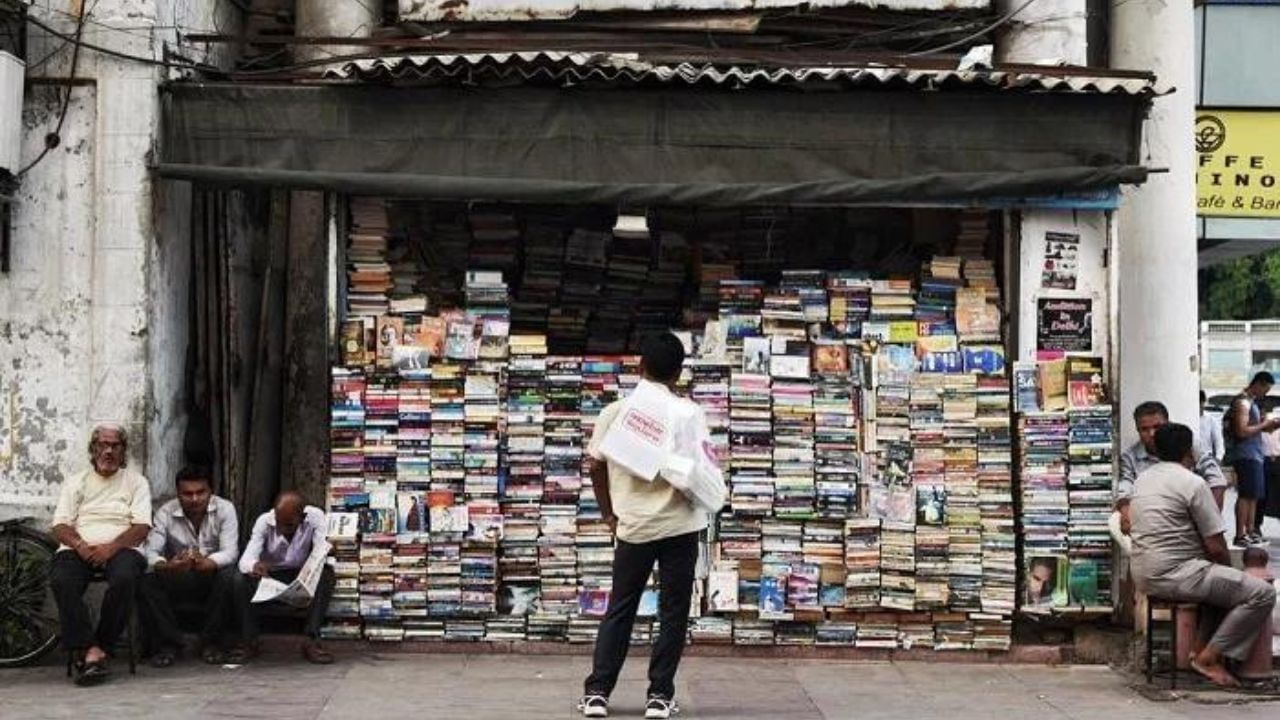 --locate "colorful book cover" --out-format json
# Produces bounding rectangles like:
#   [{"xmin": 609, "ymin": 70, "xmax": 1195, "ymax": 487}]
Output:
[
  {"xmin": 1066, "ymin": 355, "xmax": 1107, "ymax": 408},
  {"xmin": 375, "ymin": 315, "xmax": 404, "ymax": 368},
  {"xmin": 915, "ymin": 485, "xmax": 947, "ymax": 525},
  {"xmin": 812, "ymin": 341, "xmax": 850, "ymax": 375},
  {"xmin": 396, "ymin": 492, "xmax": 426, "ymax": 534},
  {"xmin": 708, "ymin": 568, "xmax": 741, "ymax": 612},
  {"xmin": 1038, "ymin": 359, "xmax": 1068, "ymax": 411},
  {"xmin": 340, "ymin": 320, "xmax": 368, "ymax": 366},
  {"xmin": 1014, "ymin": 361, "xmax": 1040, "ymax": 413},
  {"xmin": 1024, "ymin": 555, "xmax": 1068, "ymax": 608},
  {"xmin": 1068, "ymin": 559, "xmax": 1099, "ymax": 606},
  {"xmin": 743, "ymin": 336, "xmax": 771, "ymax": 374}
]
